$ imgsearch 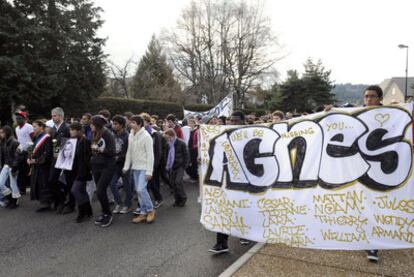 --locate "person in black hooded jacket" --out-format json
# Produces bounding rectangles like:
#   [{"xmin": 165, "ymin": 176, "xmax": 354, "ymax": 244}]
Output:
[
  {"xmin": 90, "ymin": 115, "xmax": 116, "ymax": 228},
  {"xmin": 0, "ymin": 126, "xmax": 20, "ymax": 208},
  {"xmin": 65, "ymin": 122, "xmax": 93, "ymax": 223}
]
